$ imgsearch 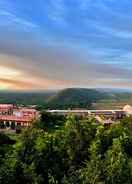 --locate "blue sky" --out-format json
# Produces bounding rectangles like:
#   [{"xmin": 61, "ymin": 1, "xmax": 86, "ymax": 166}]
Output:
[{"xmin": 0, "ymin": 0, "xmax": 132, "ymax": 90}]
